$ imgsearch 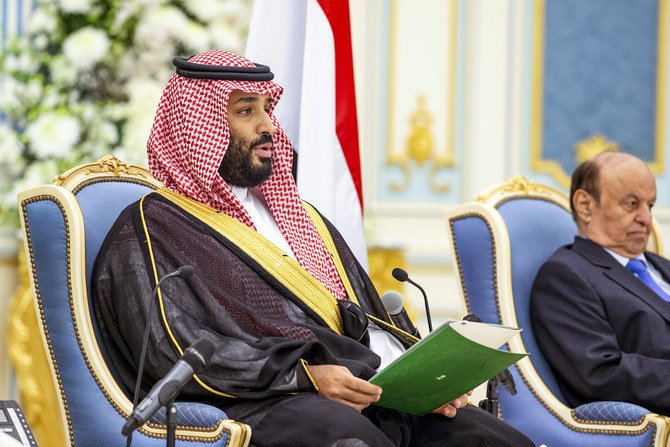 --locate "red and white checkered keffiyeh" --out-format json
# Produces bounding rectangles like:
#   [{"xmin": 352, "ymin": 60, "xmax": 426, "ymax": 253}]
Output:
[{"xmin": 147, "ymin": 50, "xmax": 347, "ymax": 301}]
